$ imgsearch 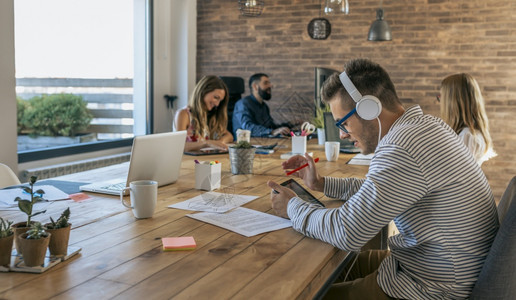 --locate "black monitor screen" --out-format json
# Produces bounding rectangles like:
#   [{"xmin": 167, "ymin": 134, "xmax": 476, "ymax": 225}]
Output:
[{"xmin": 314, "ymin": 67, "xmax": 339, "ymax": 110}]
